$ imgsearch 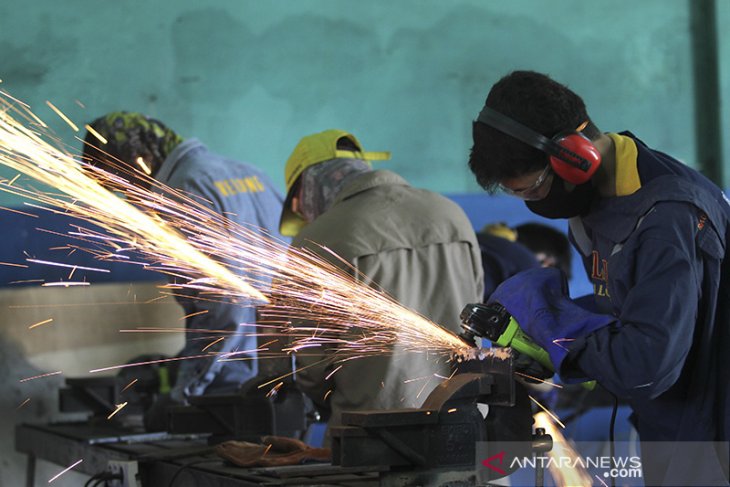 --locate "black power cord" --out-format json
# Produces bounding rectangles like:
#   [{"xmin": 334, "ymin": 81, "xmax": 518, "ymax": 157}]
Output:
[
  {"xmin": 84, "ymin": 471, "xmax": 122, "ymax": 487},
  {"xmin": 83, "ymin": 472, "xmax": 105, "ymax": 487}
]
